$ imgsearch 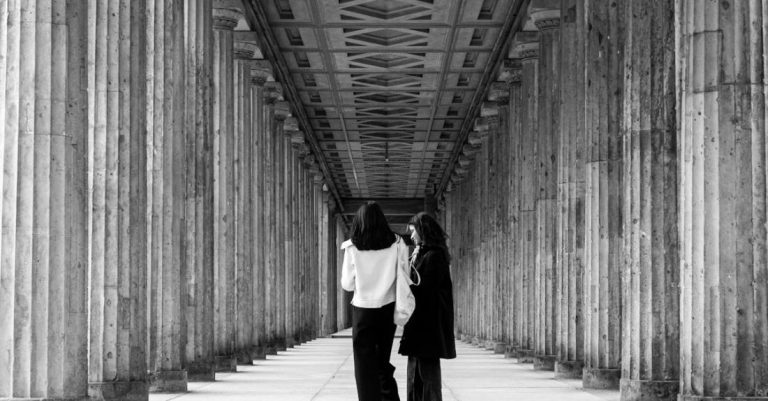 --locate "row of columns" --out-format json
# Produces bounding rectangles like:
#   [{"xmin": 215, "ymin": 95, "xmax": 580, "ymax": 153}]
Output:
[
  {"xmin": 0, "ymin": 1, "xmax": 346, "ymax": 399},
  {"xmin": 444, "ymin": 0, "xmax": 768, "ymax": 400}
]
